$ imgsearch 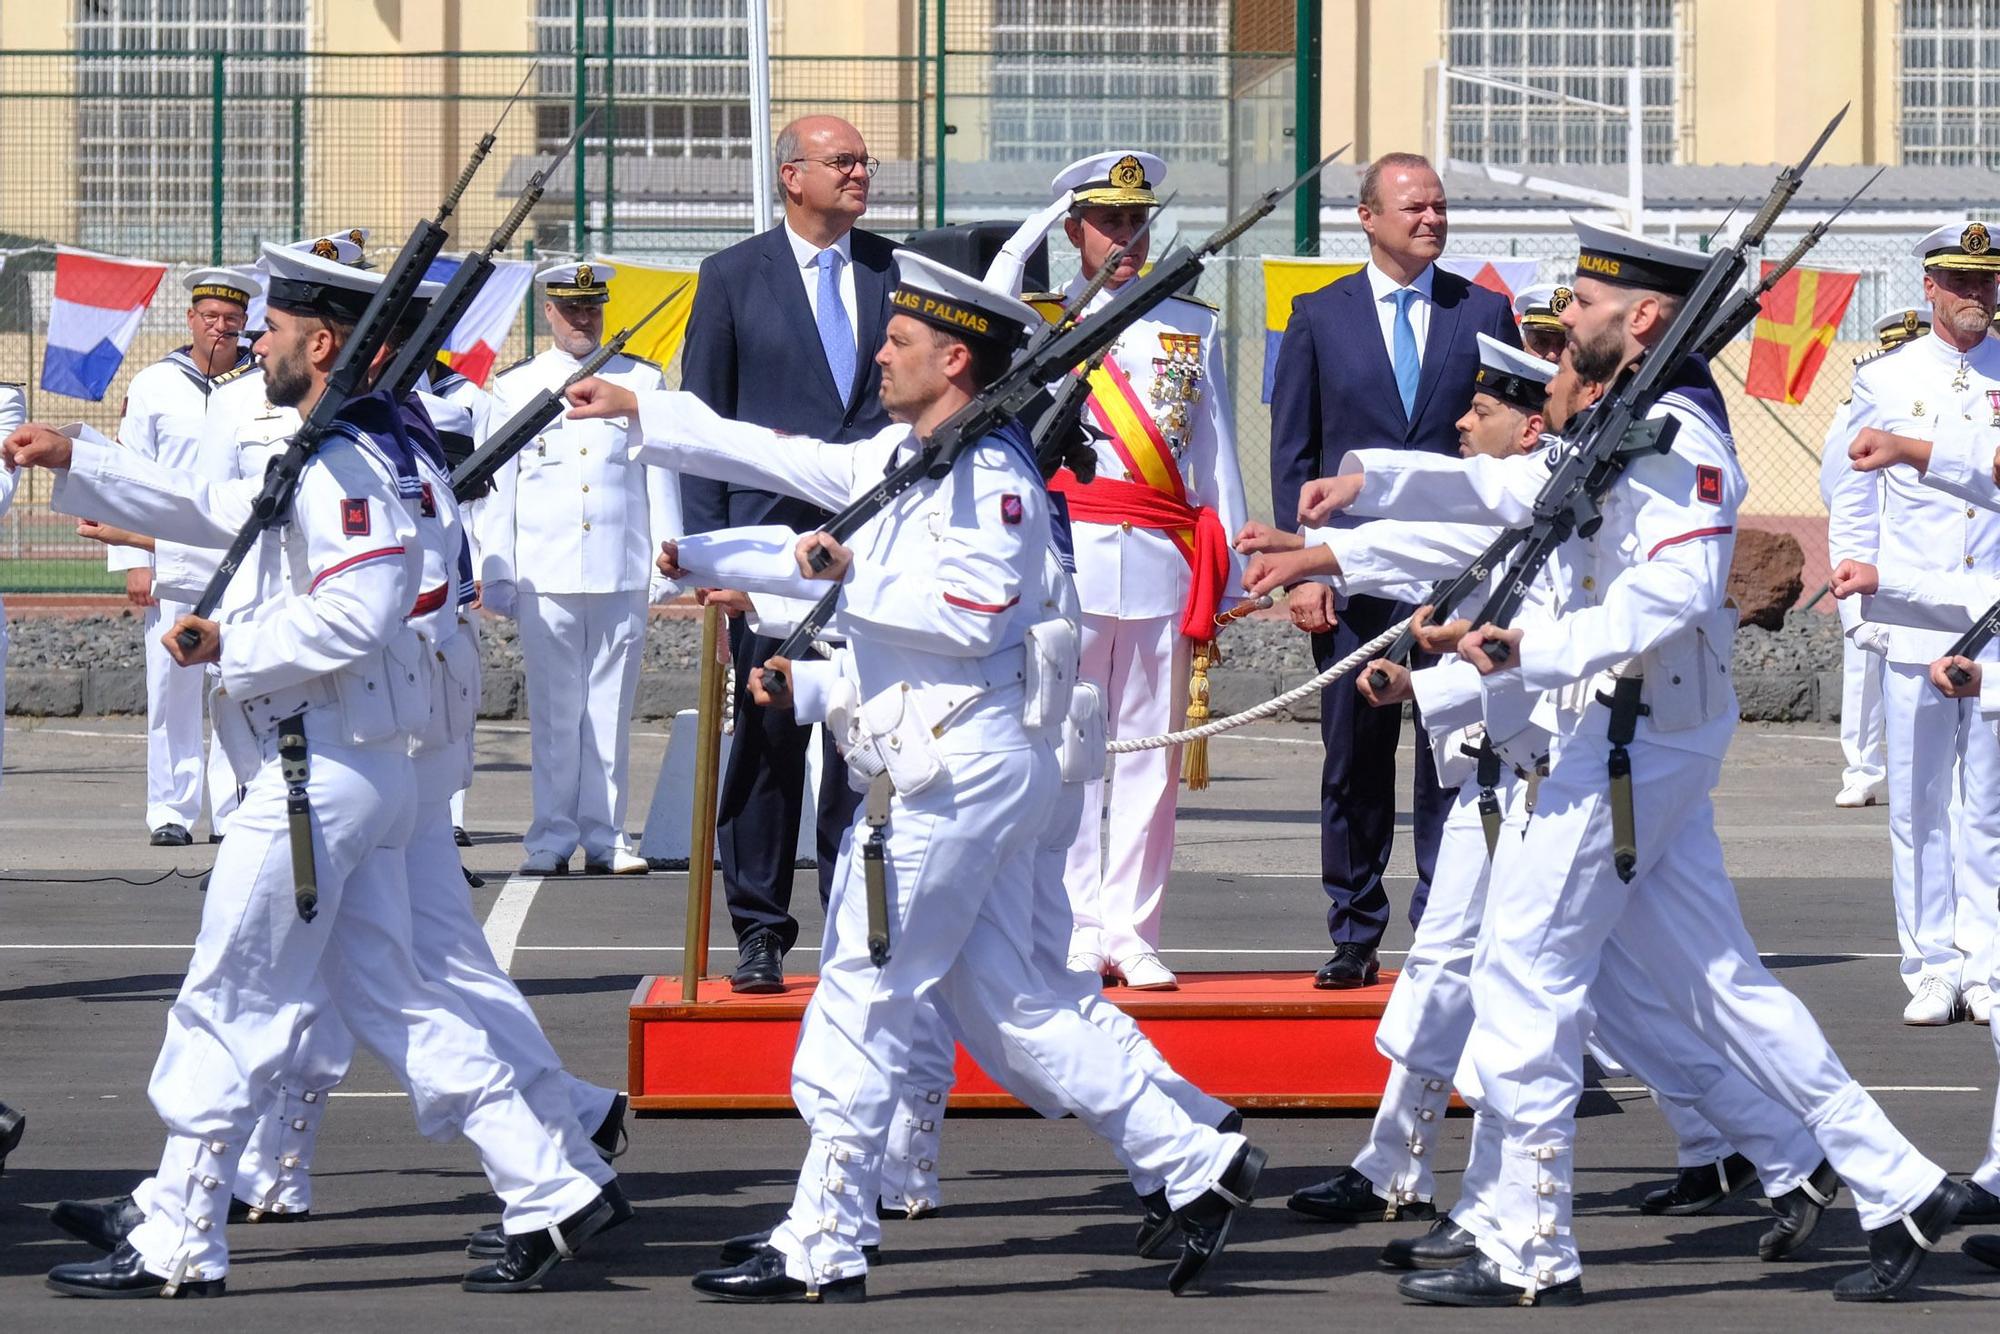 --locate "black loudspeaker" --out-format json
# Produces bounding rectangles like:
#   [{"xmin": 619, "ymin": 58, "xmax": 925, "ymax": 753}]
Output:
[{"xmin": 900, "ymin": 220, "xmax": 1051, "ymax": 292}]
